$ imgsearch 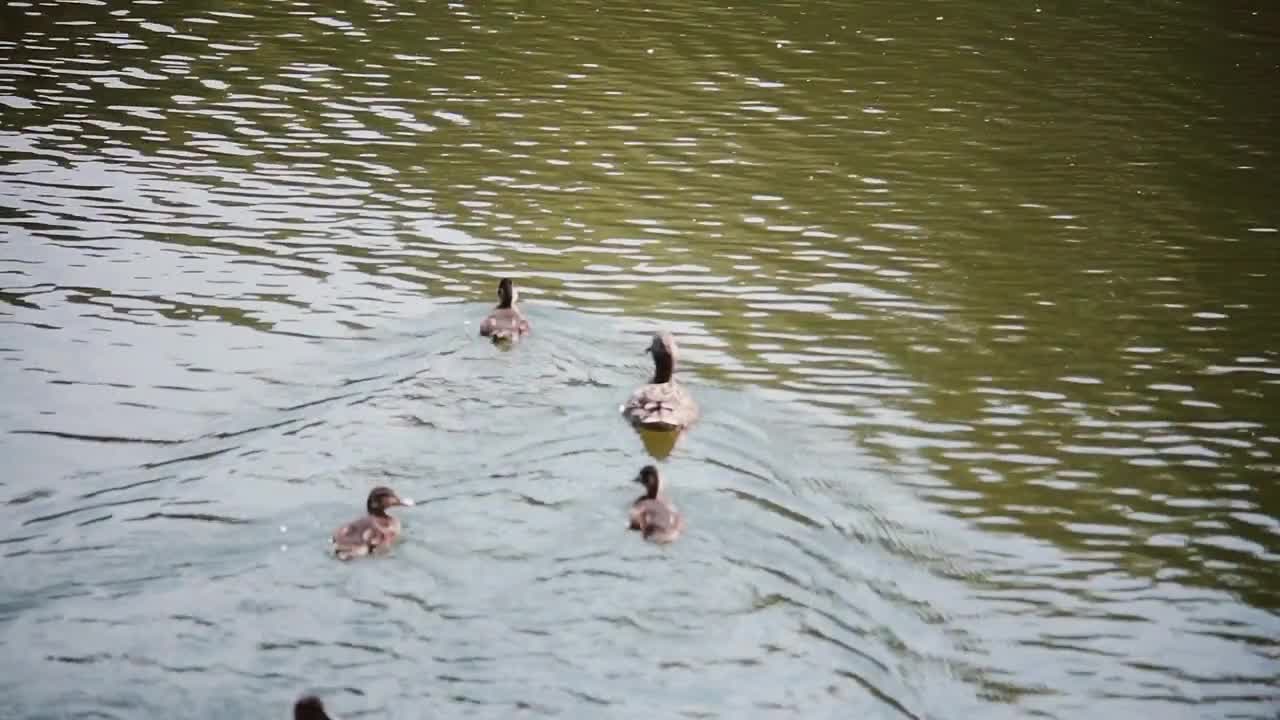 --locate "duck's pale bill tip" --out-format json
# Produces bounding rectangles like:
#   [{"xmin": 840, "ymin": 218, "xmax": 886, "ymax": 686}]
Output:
[{"xmin": 400, "ymin": 497, "xmax": 416, "ymax": 506}]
